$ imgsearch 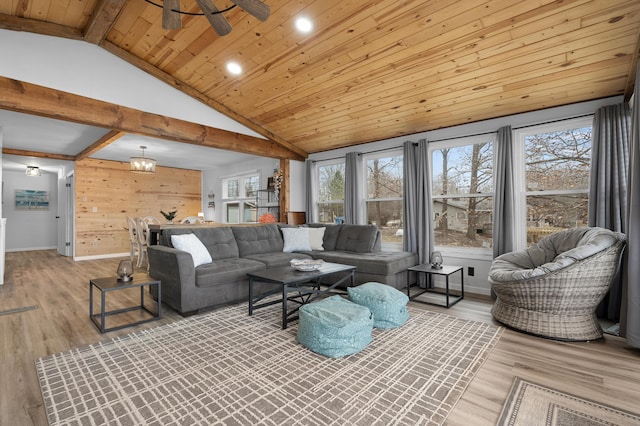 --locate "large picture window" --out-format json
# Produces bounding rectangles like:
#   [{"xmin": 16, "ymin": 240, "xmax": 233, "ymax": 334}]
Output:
[
  {"xmin": 316, "ymin": 161, "xmax": 345, "ymax": 224},
  {"xmin": 431, "ymin": 137, "xmax": 494, "ymax": 249},
  {"xmin": 222, "ymin": 172, "xmax": 260, "ymax": 223},
  {"xmin": 365, "ymin": 152, "xmax": 403, "ymax": 246},
  {"xmin": 515, "ymin": 118, "xmax": 592, "ymax": 246}
]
